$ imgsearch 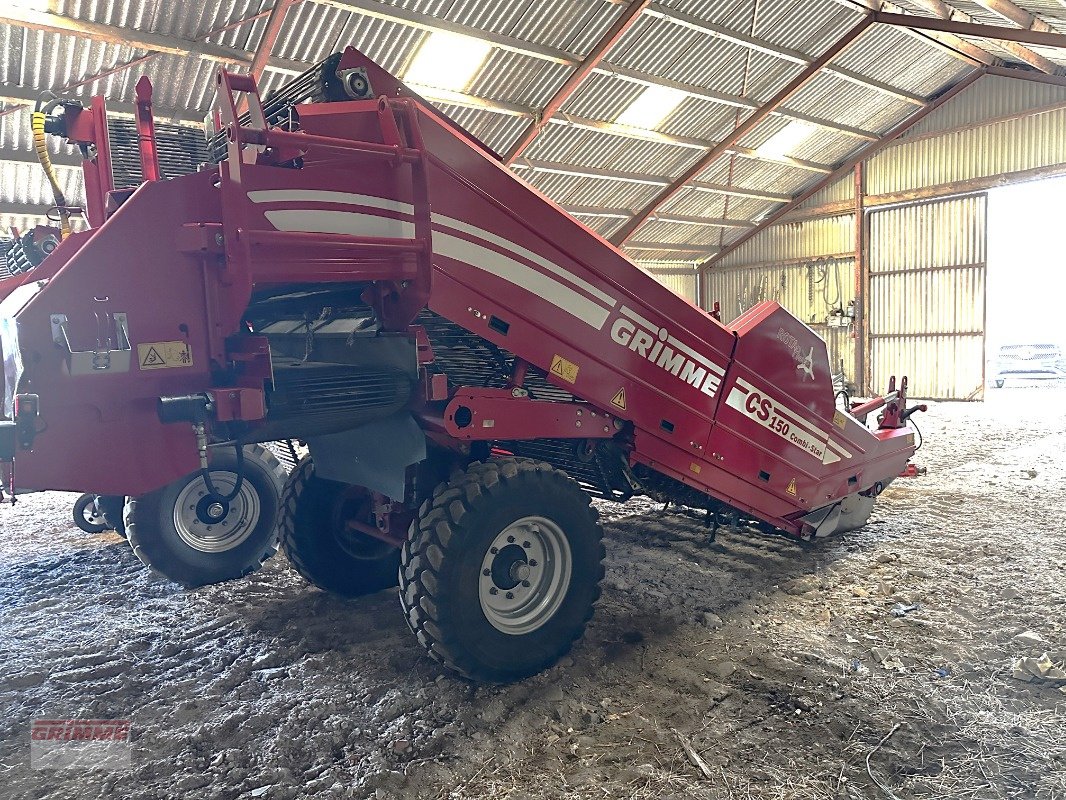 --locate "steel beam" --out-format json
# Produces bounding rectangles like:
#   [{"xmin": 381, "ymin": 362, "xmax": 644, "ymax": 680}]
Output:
[
  {"xmin": 504, "ymin": 0, "xmax": 651, "ymax": 164},
  {"xmin": 0, "ymin": 5, "xmax": 281, "ymax": 122},
  {"xmin": 249, "ymin": 0, "xmax": 299, "ymax": 84},
  {"xmin": 608, "ymin": 15, "xmax": 875, "ymax": 246},
  {"xmin": 854, "ymin": 162, "xmax": 867, "ymax": 393},
  {"xmin": 829, "ymin": 0, "xmax": 992, "ymax": 65},
  {"xmin": 971, "ymin": 0, "xmax": 1053, "ymax": 31},
  {"xmin": 625, "ymin": 241, "xmax": 719, "ymax": 254},
  {"xmin": 0, "ymin": 3, "xmax": 883, "ymax": 144},
  {"xmin": 873, "ymin": 11, "xmax": 1066, "ymax": 50},
  {"xmin": 566, "ymin": 206, "xmax": 756, "ymax": 229},
  {"xmin": 908, "ymin": 0, "xmax": 1059, "ymax": 73},
  {"xmin": 985, "ymin": 64, "xmax": 1066, "ymax": 87},
  {"xmin": 0, "ymin": 85, "xmax": 203, "ymax": 126},
  {"xmin": 512, "ymin": 160, "xmax": 792, "ymax": 201},
  {"xmin": 702, "ymin": 68, "xmax": 987, "ymax": 269},
  {"xmin": 0, "ymin": 7, "xmax": 248, "ymax": 64},
  {"xmin": 643, "ymin": 4, "xmax": 925, "ymax": 105}
]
